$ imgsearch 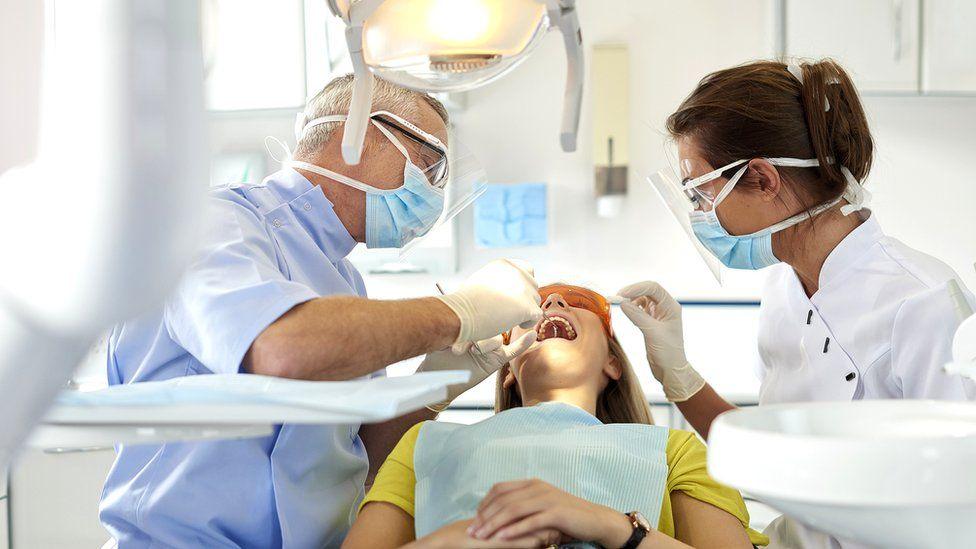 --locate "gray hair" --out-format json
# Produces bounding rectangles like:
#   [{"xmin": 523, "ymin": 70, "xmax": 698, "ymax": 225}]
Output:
[{"xmin": 294, "ymin": 74, "xmax": 450, "ymax": 159}]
